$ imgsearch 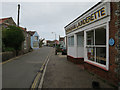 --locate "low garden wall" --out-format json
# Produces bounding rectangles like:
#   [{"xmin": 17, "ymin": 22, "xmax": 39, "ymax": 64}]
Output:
[{"xmin": 2, "ymin": 51, "xmax": 16, "ymax": 62}]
